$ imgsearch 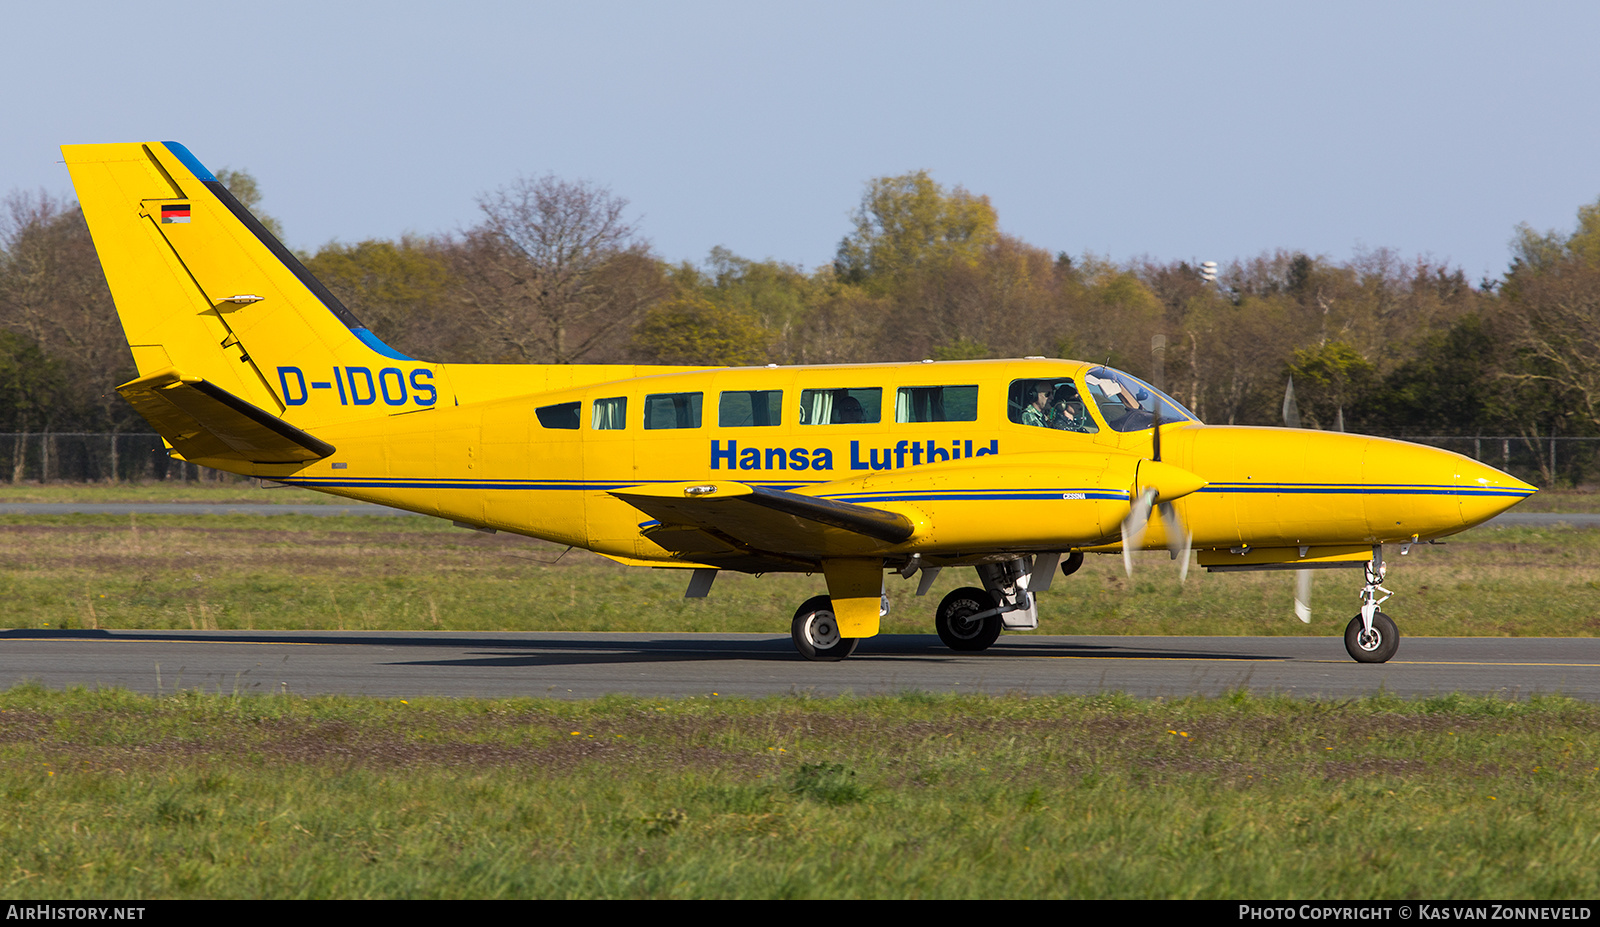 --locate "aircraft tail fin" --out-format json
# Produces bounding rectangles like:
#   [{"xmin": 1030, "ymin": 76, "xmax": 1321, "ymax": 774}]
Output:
[{"xmin": 61, "ymin": 141, "xmax": 424, "ymax": 432}]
